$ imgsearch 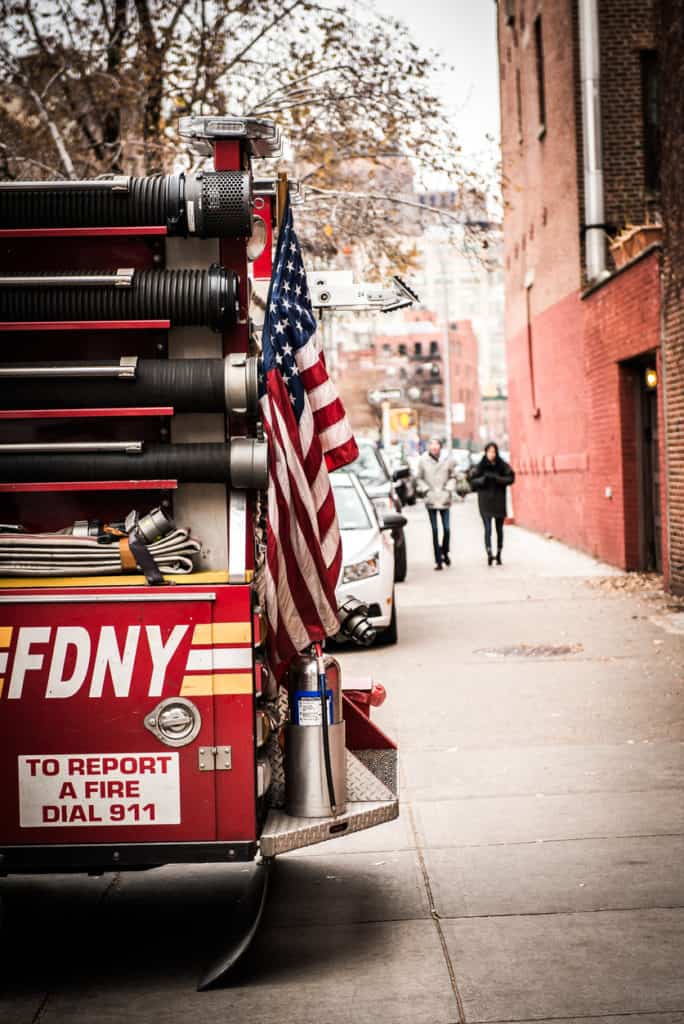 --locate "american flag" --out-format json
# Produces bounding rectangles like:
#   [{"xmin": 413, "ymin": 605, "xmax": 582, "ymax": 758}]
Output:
[{"xmin": 258, "ymin": 197, "xmax": 358, "ymax": 677}]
